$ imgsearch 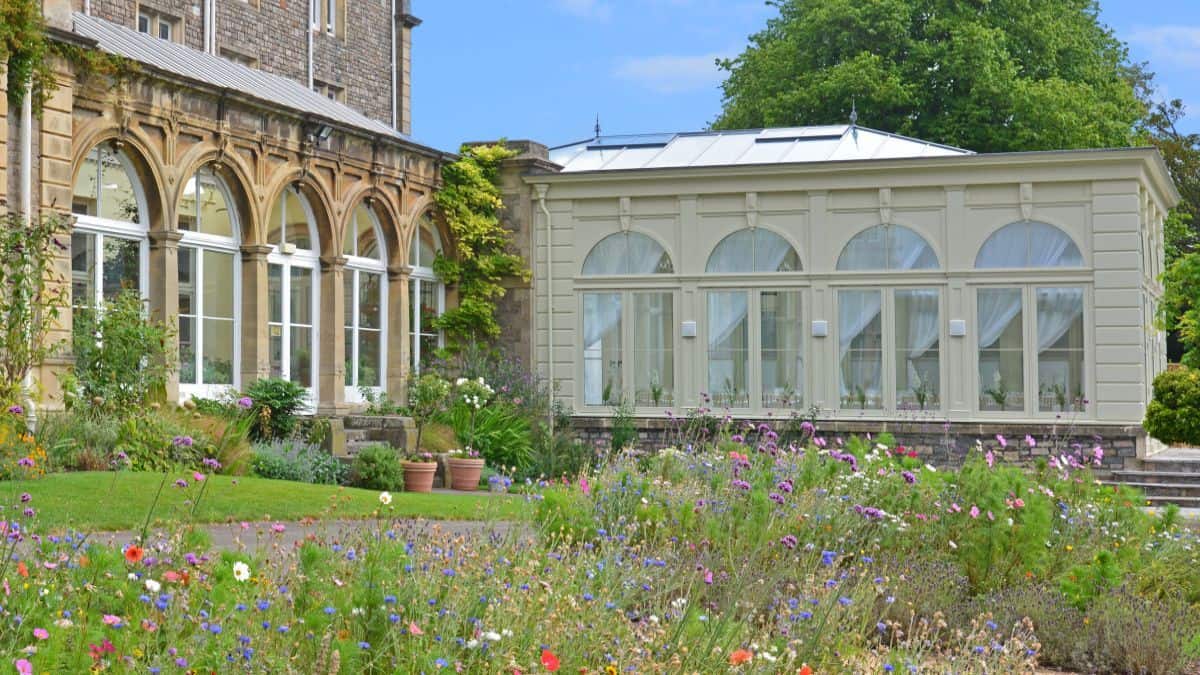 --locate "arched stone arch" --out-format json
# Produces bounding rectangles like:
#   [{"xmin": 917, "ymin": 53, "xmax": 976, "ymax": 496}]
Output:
[
  {"xmin": 173, "ymin": 144, "xmax": 258, "ymax": 245},
  {"xmin": 342, "ymin": 183, "xmax": 403, "ymax": 260},
  {"xmin": 261, "ymin": 166, "xmax": 338, "ymax": 256},
  {"xmin": 71, "ymin": 123, "xmax": 168, "ymax": 232},
  {"xmin": 401, "ymin": 192, "xmax": 447, "ymax": 257}
]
